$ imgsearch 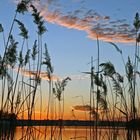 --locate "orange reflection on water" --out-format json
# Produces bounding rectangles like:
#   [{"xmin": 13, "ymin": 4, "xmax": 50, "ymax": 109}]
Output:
[{"xmin": 11, "ymin": 126, "xmax": 140, "ymax": 140}]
